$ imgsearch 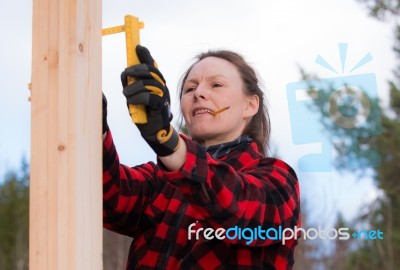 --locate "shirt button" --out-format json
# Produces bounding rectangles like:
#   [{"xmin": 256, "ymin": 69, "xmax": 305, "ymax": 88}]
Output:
[{"xmin": 173, "ymin": 179, "xmax": 182, "ymax": 184}]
